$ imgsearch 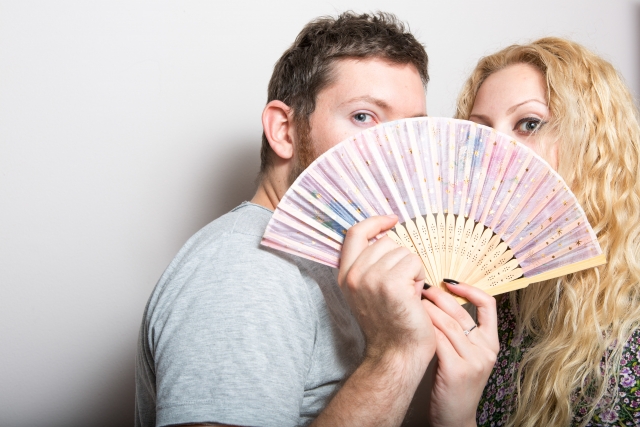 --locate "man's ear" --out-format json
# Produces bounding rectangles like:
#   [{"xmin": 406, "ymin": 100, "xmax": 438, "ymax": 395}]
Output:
[{"xmin": 262, "ymin": 100, "xmax": 295, "ymax": 160}]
